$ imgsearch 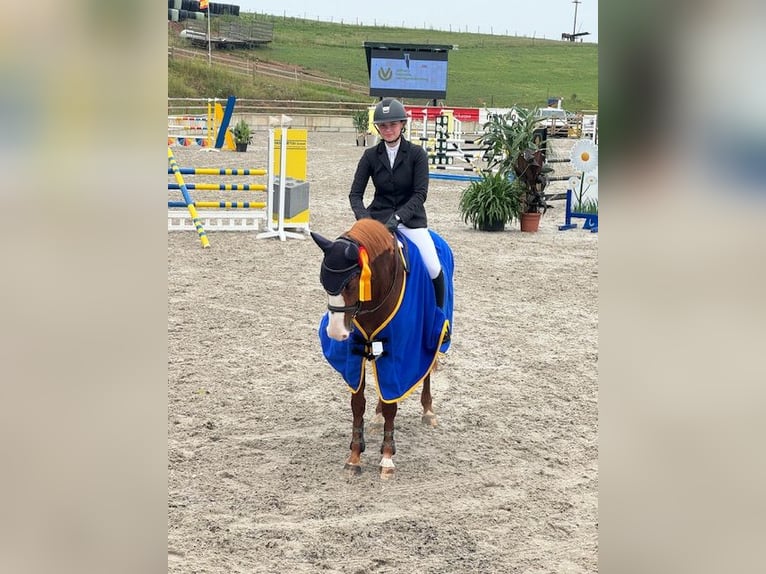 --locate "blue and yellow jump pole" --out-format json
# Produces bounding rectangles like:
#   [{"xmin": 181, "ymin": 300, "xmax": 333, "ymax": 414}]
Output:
[
  {"xmin": 168, "ymin": 201, "xmax": 266, "ymax": 209},
  {"xmin": 215, "ymin": 96, "xmax": 237, "ymax": 149},
  {"xmin": 168, "ymin": 147, "xmax": 210, "ymax": 248},
  {"xmin": 168, "ymin": 183, "xmax": 267, "ymax": 191},
  {"xmin": 167, "ymin": 168, "xmax": 267, "ymax": 176}
]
